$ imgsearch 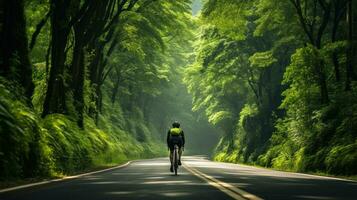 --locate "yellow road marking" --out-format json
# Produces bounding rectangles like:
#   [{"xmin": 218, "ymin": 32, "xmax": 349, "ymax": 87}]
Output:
[{"xmin": 184, "ymin": 164, "xmax": 263, "ymax": 200}]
